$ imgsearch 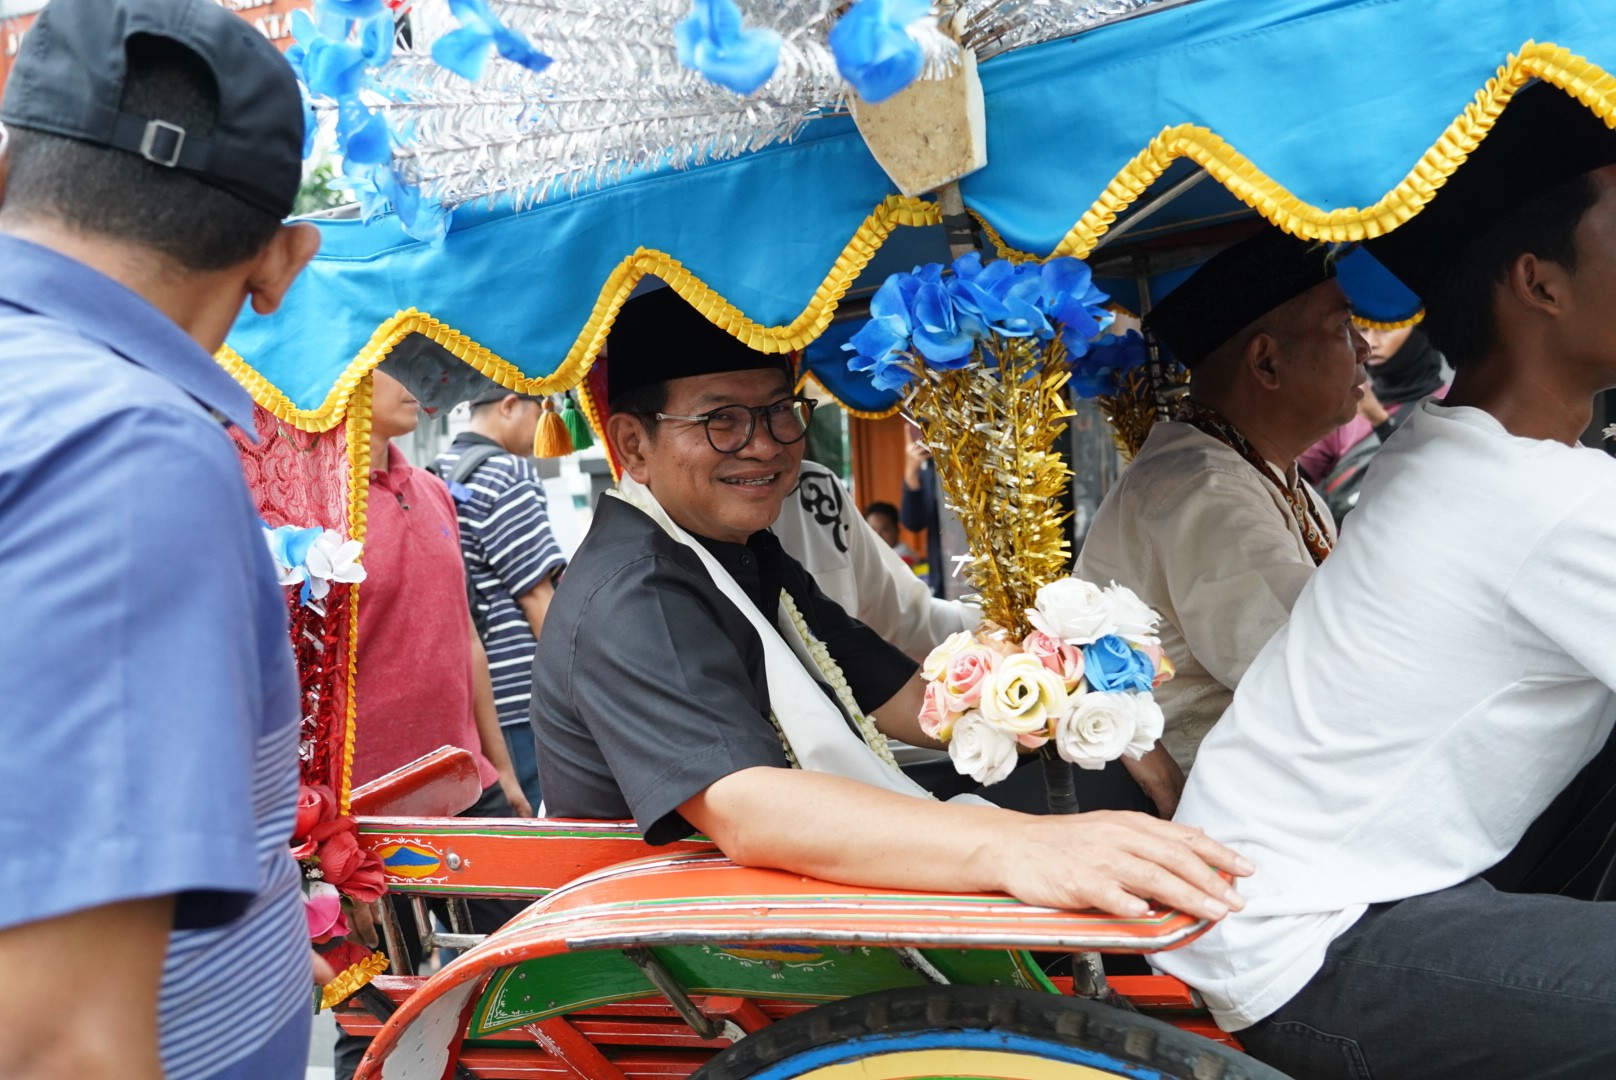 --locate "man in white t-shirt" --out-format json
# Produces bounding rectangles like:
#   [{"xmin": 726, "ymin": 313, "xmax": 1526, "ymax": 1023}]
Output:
[
  {"xmin": 1158, "ymin": 82, "xmax": 1616, "ymax": 1078},
  {"xmin": 1077, "ymin": 225, "xmax": 1367, "ymax": 811}
]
